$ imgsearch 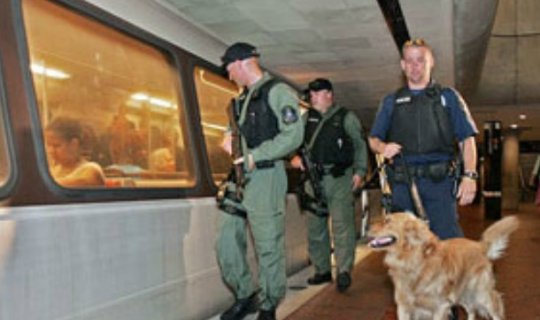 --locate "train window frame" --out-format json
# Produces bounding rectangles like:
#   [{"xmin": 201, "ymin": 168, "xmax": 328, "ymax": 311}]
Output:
[
  {"xmin": 0, "ymin": 54, "xmax": 18, "ymax": 199},
  {"xmin": 16, "ymin": 0, "xmax": 211, "ymax": 199}
]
